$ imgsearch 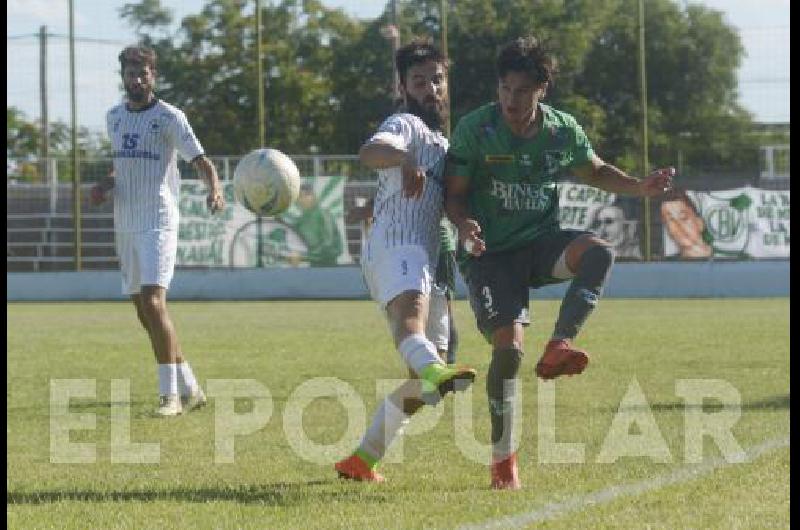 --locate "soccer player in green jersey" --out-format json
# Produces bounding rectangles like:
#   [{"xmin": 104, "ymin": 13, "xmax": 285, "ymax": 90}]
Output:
[{"xmin": 445, "ymin": 36, "xmax": 674, "ymax": 489}]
